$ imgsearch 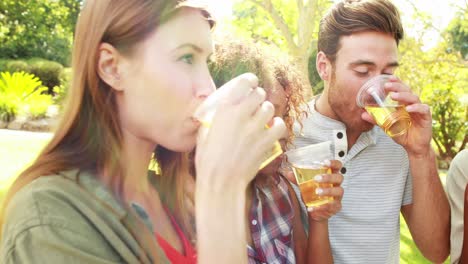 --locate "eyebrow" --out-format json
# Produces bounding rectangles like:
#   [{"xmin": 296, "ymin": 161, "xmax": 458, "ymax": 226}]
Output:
[
  {"xmin": 175, "ymin": 43, "xmax": 204, "ymax": 53},
  {"xmin": 349, "ymin": 60, "xmax": 400, "ymax": 68}
]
